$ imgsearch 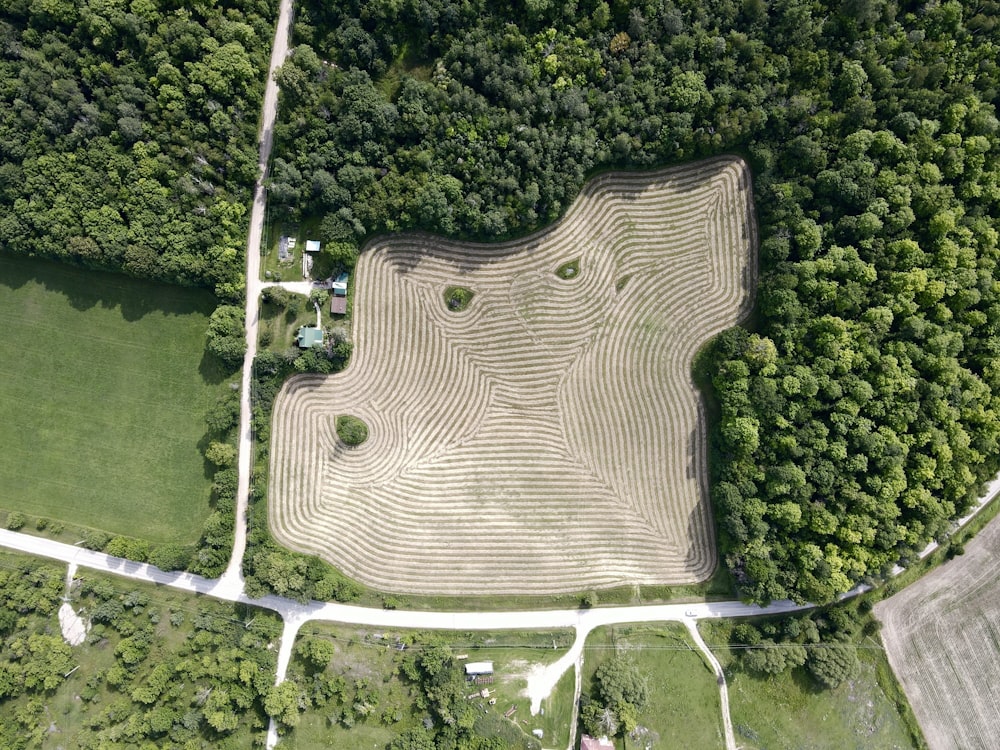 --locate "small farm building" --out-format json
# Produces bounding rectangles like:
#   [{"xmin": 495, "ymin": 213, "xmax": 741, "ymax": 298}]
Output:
[
  {"xmin": 305, "ymin": 240, "xmax": 322, "ymax": 253},
  {"xmin": 278, "ymin": 236, "xmax": 291, "ymax": 261},
  {"xmin": 580, "ymin": 736, "xmax": 615, "ymax": 750},
  {"xmin": 330, "ymin": 296, "xmax": 347, "ymax": 315},
  {"xmin": 332, "ymin": 272, "xmax": 349, "ymax": 296},
  {"xmin": 295, "ymin": 326, "xmax": 324, "ymax": 349},
  {"xmin": 464, "ymin": 662, "xmax": 493, "ymax": 676}
]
